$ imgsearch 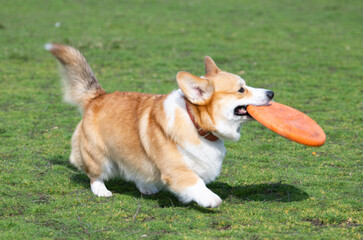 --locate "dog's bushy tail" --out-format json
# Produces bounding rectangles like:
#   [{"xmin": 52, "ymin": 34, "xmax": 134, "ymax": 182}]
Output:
[{"xmin": 45, "ymin": 43, "xmax": 105, "ymax": 110}]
